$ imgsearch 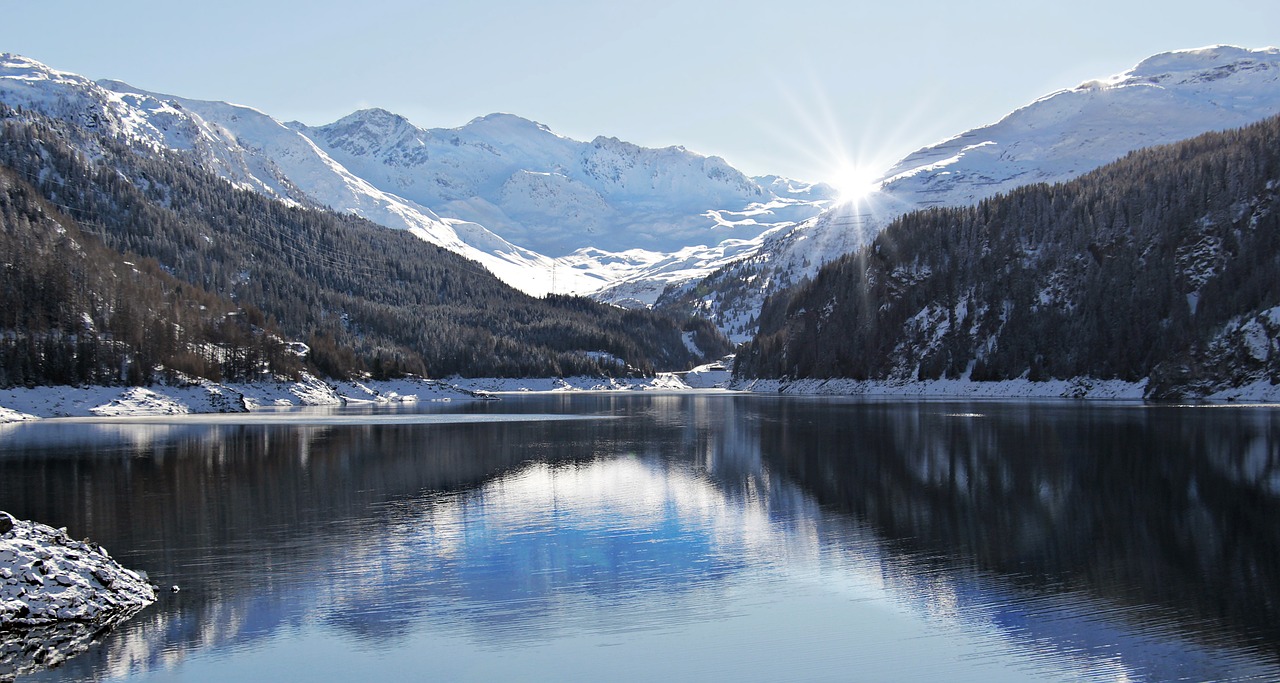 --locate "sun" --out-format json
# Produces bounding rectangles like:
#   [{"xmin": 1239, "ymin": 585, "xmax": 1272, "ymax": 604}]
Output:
[{"xmin": 829, "ymin": 162, "xmax": 881, "ymax": 203}]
